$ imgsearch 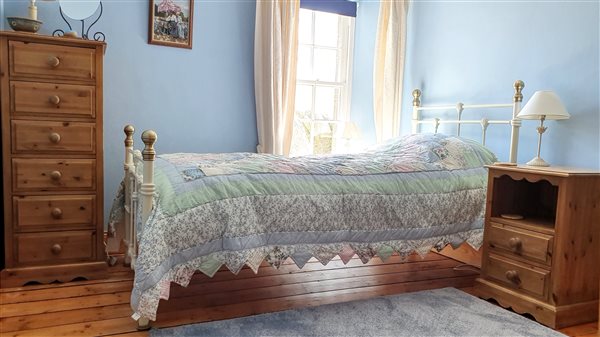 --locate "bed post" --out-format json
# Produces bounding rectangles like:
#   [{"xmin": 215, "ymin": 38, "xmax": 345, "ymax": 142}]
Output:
[
  {"xmin": 124, "ymin": 125, "xmax": 135, "ymax": 170},
  {"xmin": 140, "ymin": 130, "xmax": 157, "ymax": 226},
  {"xmin": 412, "ymin": 89, "xmax": 421, "ymax": 134},
  {"xmin": 137, "ymin": 130, "xmax": 157, "ymax": 330},
  {"xmin": 123, "ymin": 125, "xmax": 135, "ymax": 266},
  {"xmin": 509, "ymin": 80, "xmax": 524, "ymax": 163}
]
